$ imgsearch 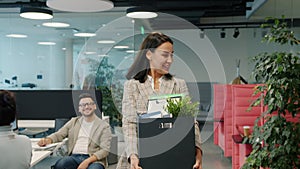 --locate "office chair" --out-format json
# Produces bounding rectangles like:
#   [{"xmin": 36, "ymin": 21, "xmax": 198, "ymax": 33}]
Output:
[
  {"xmin": 52, "ymin": 118, "xmax": 70, "ymax": 157},
  {"xmin": 54, "ymin": 118, "xmax": 69, "ymax": 132}
]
